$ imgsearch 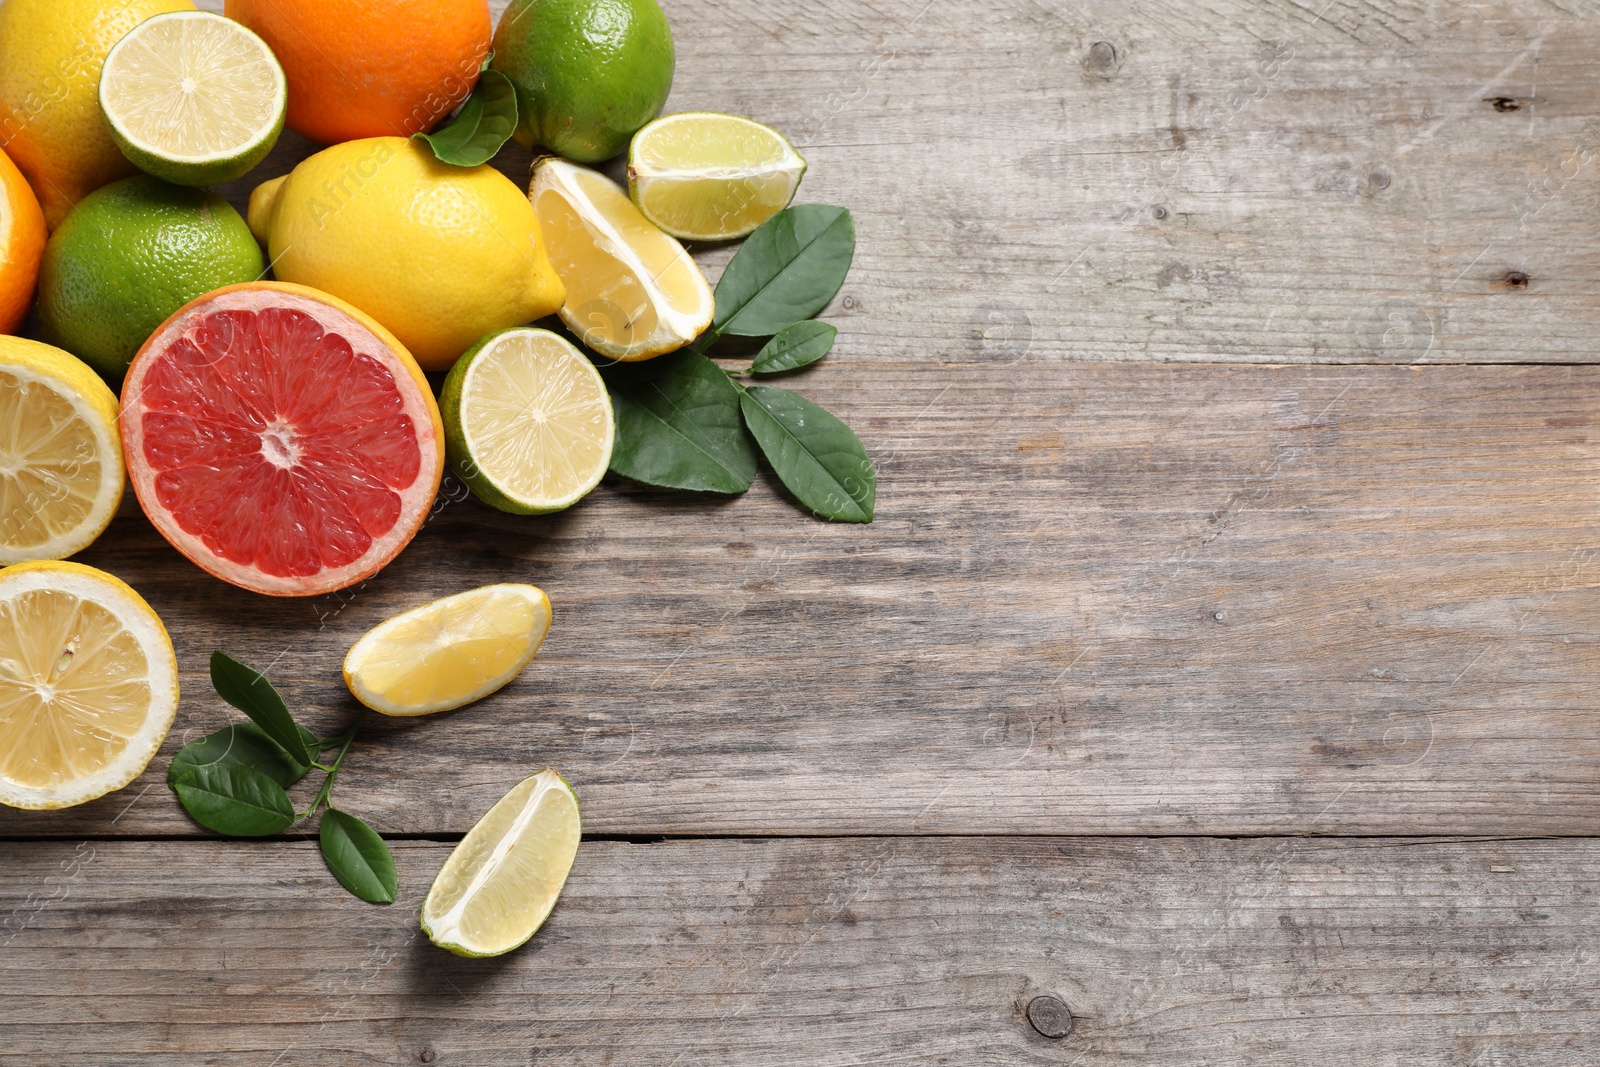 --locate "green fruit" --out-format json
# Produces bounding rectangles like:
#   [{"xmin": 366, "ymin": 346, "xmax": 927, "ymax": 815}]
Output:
[
  {"xmin": 491, "ymin": 0, "xmax": 675, "ymax": 164},
  {"xmin": 440, "ymin": 327, "xmax": 615, "ymax": 515},
  {"xmin": 36, "ymin": 175, "xmax": 265, "ymax": 382}
]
